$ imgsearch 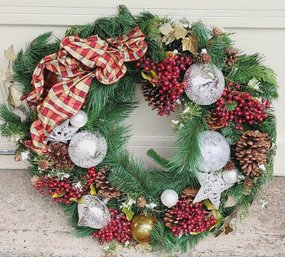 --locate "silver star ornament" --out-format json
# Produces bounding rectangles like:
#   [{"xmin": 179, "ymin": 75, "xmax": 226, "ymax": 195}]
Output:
[{"xmin": 193, "ymin": 171, "xmax": 234, "ymax": 209}]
